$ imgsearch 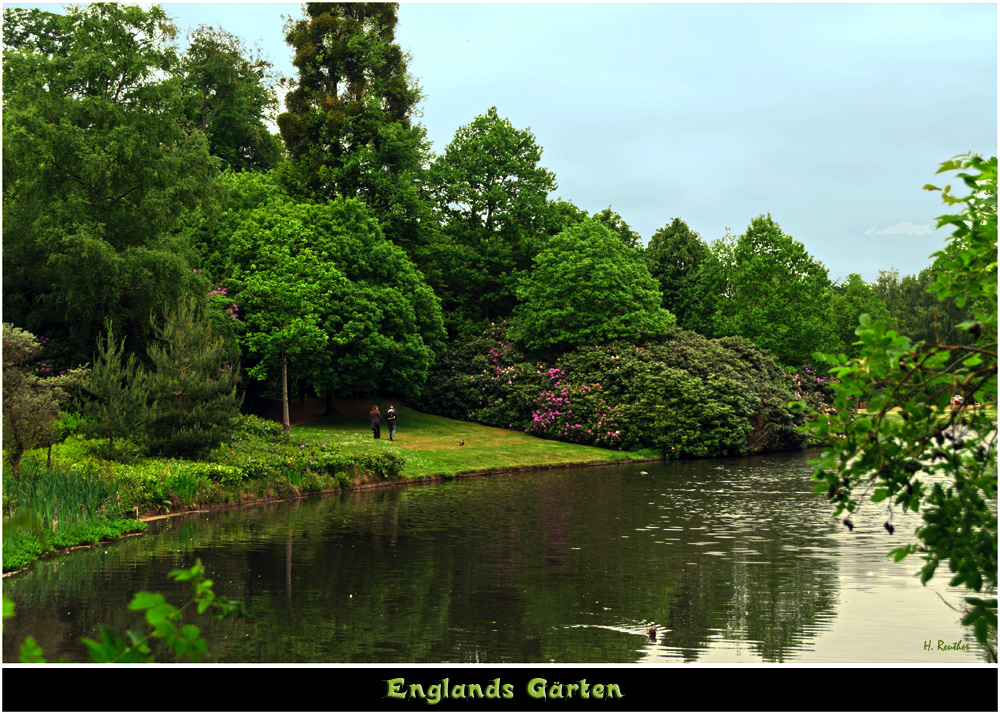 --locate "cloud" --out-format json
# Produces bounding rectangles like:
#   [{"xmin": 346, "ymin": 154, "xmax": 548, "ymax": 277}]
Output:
[{"xmin": 864, "ymin": 222, "xmax": 935, "ymax": 237}]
